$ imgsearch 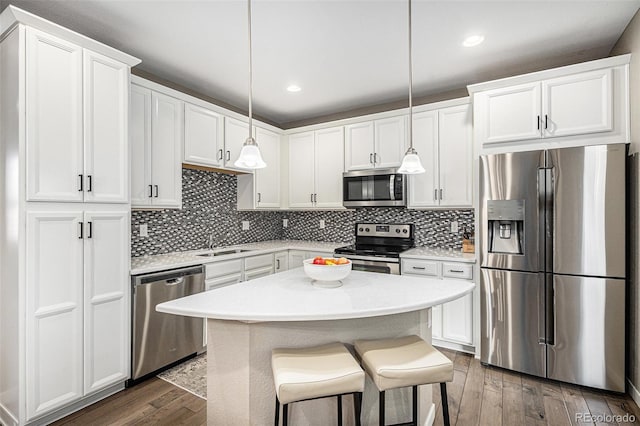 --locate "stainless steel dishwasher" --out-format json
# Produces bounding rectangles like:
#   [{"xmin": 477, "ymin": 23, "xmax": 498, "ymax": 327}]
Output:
[{"xmin": 129, "ymin": 265, "xmax": 205, "ymax": 385}]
